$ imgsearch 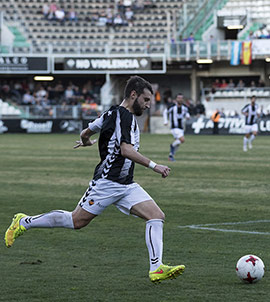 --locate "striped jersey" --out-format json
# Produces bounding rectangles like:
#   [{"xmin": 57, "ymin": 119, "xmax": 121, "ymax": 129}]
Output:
[
  {"xmin": 164, "ymin": 103, "xmax": 190, "ymax": 129},
  {"xmin": 241, "ymin": 103, "xmax": 259, "ymax": 125},
  {"xmin": 88, "ymin": 105, "xmax": 139, "ymax": 185}
]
